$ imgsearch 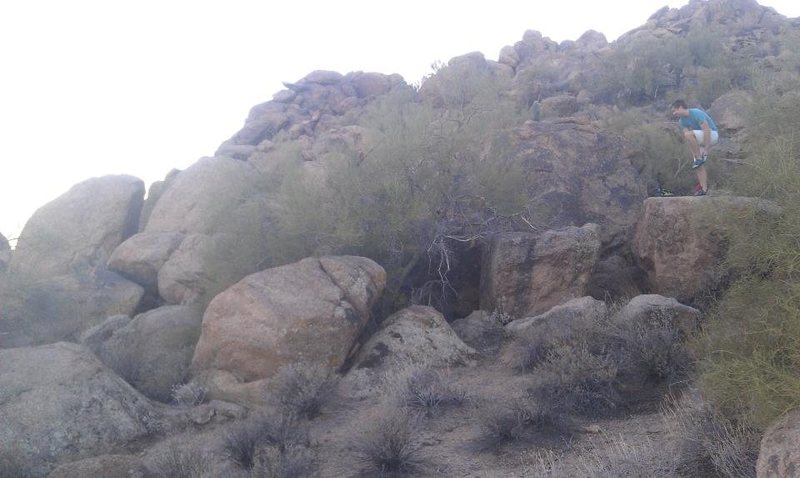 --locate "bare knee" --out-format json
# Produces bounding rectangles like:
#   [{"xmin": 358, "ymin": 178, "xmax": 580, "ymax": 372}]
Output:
[{"xmin": 683, "ymin": 130, "xmax": 695, "ymax": 141}]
